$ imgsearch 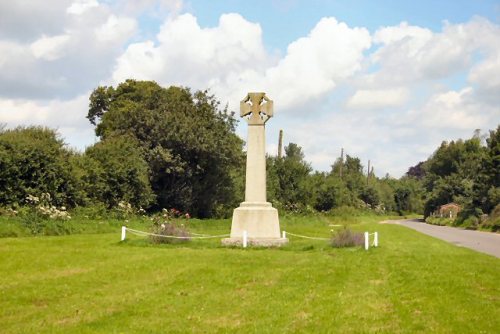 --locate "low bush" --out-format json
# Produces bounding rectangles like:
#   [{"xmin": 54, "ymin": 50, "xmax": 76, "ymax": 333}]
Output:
[
  {"xmin": 481, "ymin": 204, "xmax": 500, "ymax": 232},
  {"xmin": 149, "ymin": 213, "xmax": 191, "ymax": 244},
  {"xmin": 331, "ymin": 227, "xmax": 364, "ymax": 248},
  {"xmin": 426, "ymin": 217, "xmax": 453, "ymax": 226},
  {"xmin": 149, "ymin": 222, "xmax": 190, "ymax": 244}
]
